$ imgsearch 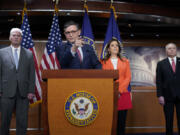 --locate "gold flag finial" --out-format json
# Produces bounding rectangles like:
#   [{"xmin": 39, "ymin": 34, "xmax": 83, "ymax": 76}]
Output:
[
  {"xmin": 54, "ymin": 4, "xmax": 59, "ymax": 14},
  {"xmin": 110, "ymin": 5, "xmax": 117, "ymax": 19},
  {"xmin": 84, "ymin": 0, "xmax": 88, "ymax": 12},
  {"xmin": 111, "ymin": 0, "xmax": 113, "ymax": 7},
  {"xmin": 52, "ymin": 0, "xmax": 59, "ymax": 5},
  {"xmin": 22, "ymin": 0, "xmax": 27, "ymax": 23}
]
